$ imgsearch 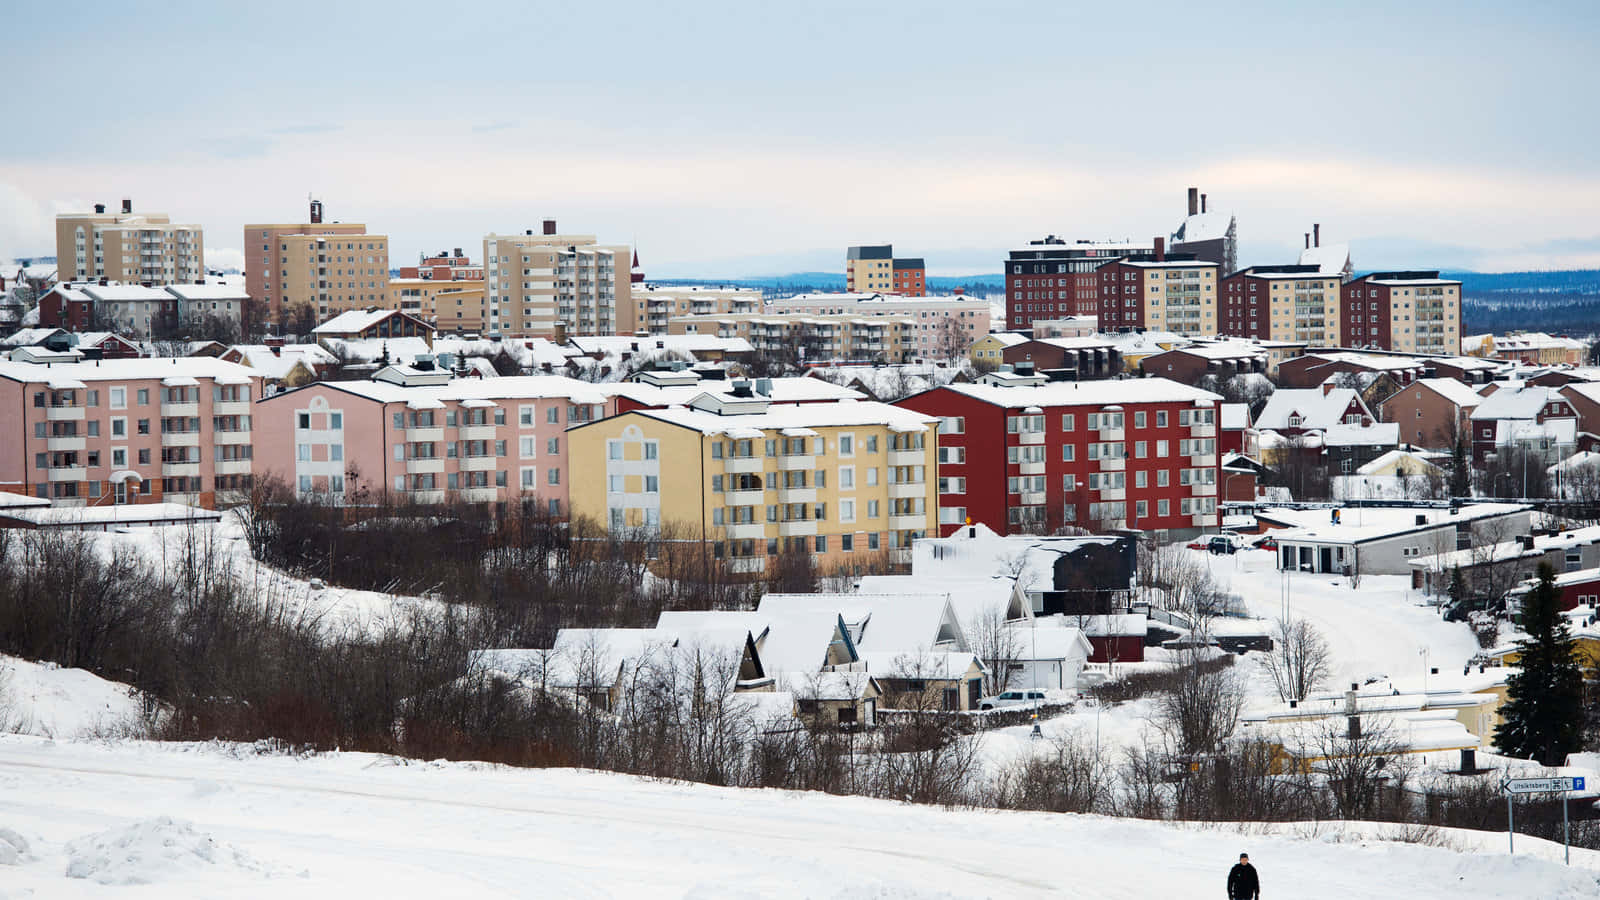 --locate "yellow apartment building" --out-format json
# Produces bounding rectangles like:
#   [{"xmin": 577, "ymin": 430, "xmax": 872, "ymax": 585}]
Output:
[
  {"xmin": 632, "ymin": 284, "xmax": 764, "ymax": 332},
  {"xmin": 567, "ymin": 389, "xmax": 938, "ymax": 574},
  {"xmin": 483, "ymin": 220, "xmax": 634, "ymax": 338},
  {"xmin": 244, "ymin": 205, "xmax": 389, "ymax": 325},
  {"xmin": 388, "ymin": 278, "xmax": 488, "ymax": 333},
  {"xmin": 667, "ymin": 312, "xmax": 915, "ymax": 362},
  {"xmin": 57, "ymin": 200, "xmax": 204, "ymax": 285}
]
